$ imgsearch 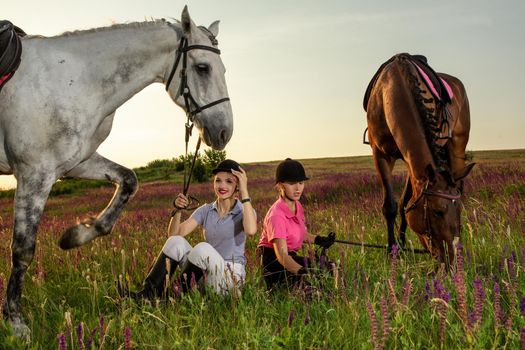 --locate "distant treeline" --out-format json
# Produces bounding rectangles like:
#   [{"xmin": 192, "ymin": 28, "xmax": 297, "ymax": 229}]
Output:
[{"xmin": 0, "ymin": 149, "xmax": 226, "ymax": 199}]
